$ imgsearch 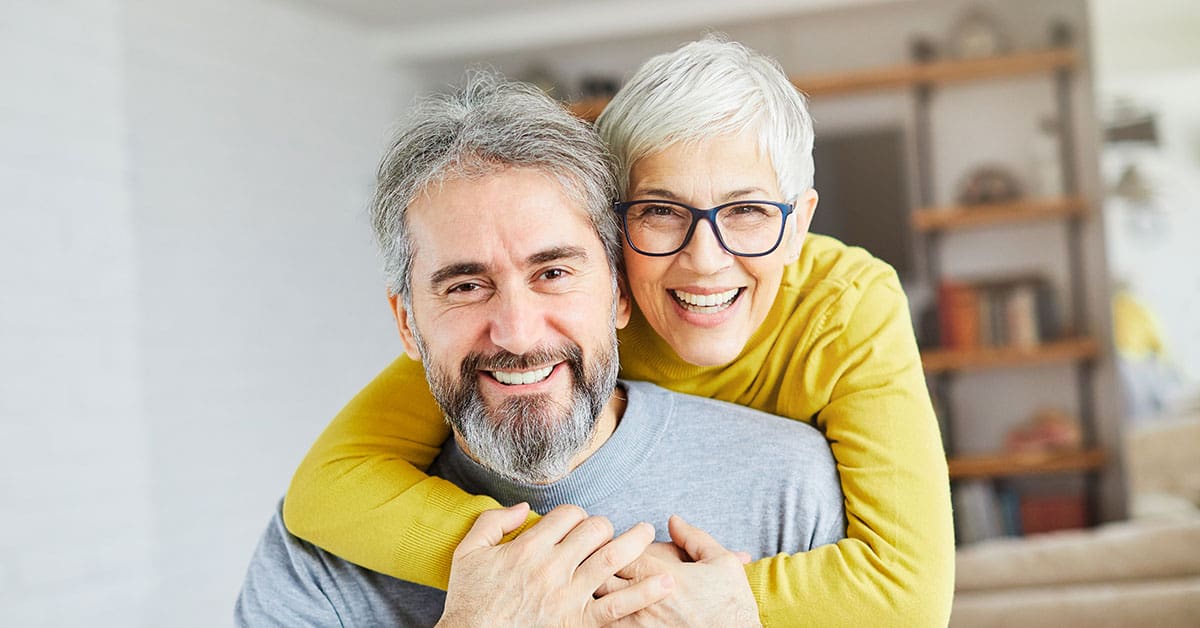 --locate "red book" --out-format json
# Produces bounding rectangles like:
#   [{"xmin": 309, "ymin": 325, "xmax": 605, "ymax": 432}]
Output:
[
  {"xmin": 938, "ymin": 281, "xmax": 981, "ymax": 349},
  {"xmin": 1020, "ymin": 494, "xmax": 1087, "ymax": 534}
]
